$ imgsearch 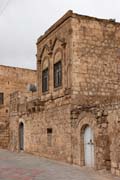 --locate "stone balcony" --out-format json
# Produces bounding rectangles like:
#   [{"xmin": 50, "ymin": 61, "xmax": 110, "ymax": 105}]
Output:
[
  {"xmin": 10, "ymin": 91, "xmax": 44, "ymax": 116},
  {"xmin": 18, "ymin": 98, "xmax": 44, "ymax": 115}
]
